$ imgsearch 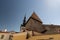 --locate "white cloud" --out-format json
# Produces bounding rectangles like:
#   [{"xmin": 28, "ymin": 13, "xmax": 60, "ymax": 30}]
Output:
[
  {"xmin": 44, "ymin": 0, "xmax": 60, "ymax": 14},
  {"xmin": 46, "ymin": 0, "xmax": 60, "ymax": 8}
]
